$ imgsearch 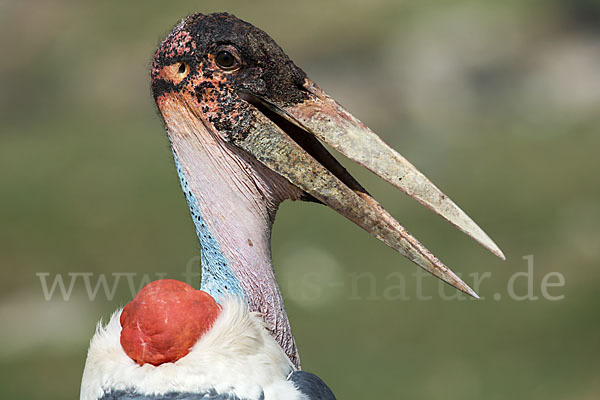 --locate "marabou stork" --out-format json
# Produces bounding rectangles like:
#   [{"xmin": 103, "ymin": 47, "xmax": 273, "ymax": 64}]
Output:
[{"xmin": 81, "ymin": 12, "xmax": 503, "ymax": 399}]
